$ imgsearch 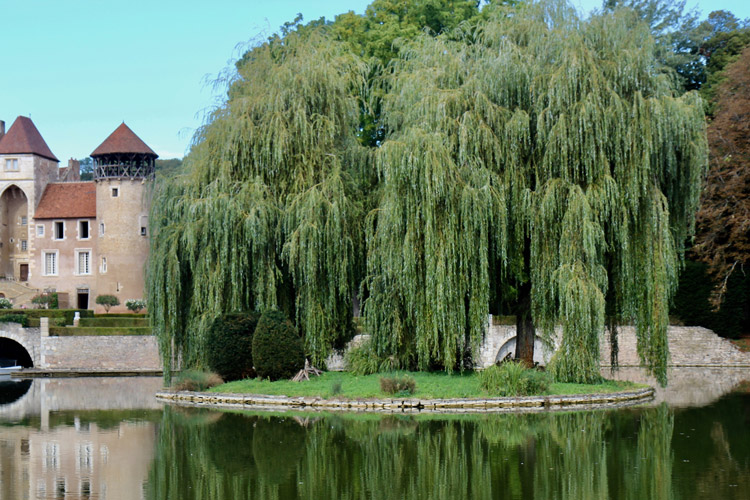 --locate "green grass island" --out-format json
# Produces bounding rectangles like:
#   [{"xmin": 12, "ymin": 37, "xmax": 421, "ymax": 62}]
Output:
[{"xmin": 210, "ymin": 371, "xmax": 645, "ymax": 400}]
